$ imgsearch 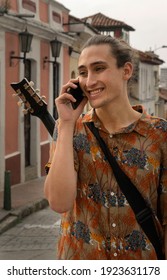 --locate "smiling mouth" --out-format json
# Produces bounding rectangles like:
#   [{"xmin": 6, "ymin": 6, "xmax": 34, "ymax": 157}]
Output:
[{"xmin": 89, "ymin": 88, "xmax": 104, "ymax": 97}]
